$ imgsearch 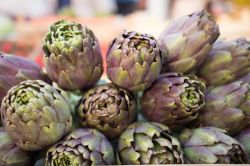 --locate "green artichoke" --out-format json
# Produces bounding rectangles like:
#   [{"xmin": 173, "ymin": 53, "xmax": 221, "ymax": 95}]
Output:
[
  {"xmin": 116, "ymin": 122, "xmax": 184, "ymax": 164},
  {"xmin": 141, "ymin": 73, "xmax": 206, "ymax": 130},
  {"xmin": 199, "ymin": 38, "xmax": 250, "ymax": 86},
  {"xmin": 235, "ymin": 127, "xmax": 250, "ymax": 163},
  {"xmin": 43, "ymin": 19, "xmax": 103, "ymax": 90},
  {"xmin": 106, "ymin": 31, "xmax": 162, "ymax": 92},
  {"xmin": 0, "ymin": 127, "xmax": 32, "ymax": 166},
  {"xmin": 46, "ymin": 128, "xmax": 115, "ymax": 166},
  {"xmin": 78, "ymin": 84, "xmax": 136, "ymax": 139},
  {"xmin": 197, "ymin": 80, "xmax": 250, "ymax": 135},
  {"xmin": 159, "ymin": 10, "xmax": 220, "ymax": 74},
  {"xmin": 0, "ymin": 53, "xmax": 49, "ymax": 103},
  {"xmin": 1, "ymin": 80, "xmax": 72, "ymax": 151},
  {"xmin": 179, "ymin": 127, "xmax": 248, "ymax": 164}
]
